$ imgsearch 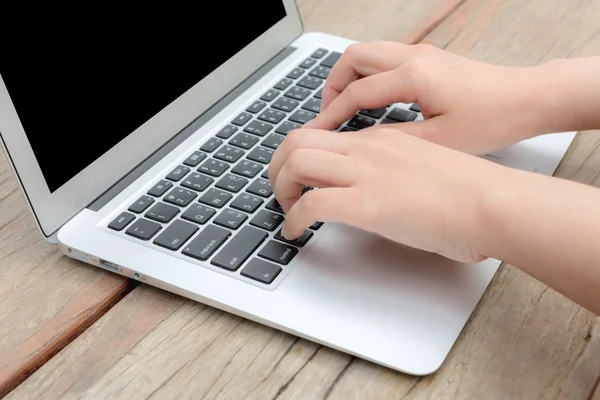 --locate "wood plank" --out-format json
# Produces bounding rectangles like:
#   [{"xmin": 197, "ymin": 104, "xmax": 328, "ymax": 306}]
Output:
[
  {"xmin": 297, "ymin": 0, "xmax": 465, "ymax": 43},
  {"xmin": 0, "ymin": 152, "xmax": 132, "ymax": 398},
  {"xmin": 7, "ymin": 1, "xmax": 600, "ymax": 399}
]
